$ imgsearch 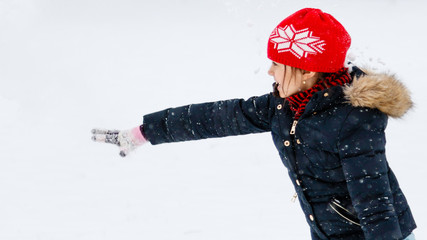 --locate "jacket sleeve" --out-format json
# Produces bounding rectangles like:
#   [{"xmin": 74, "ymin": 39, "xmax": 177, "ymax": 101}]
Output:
[
  {"xmin": 338, "ymin": 107, "xmax": 402, "ymax": 240},
  {"xmin": 142, "ymin": 93, "xmax": 273, "ymax": 145}
]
